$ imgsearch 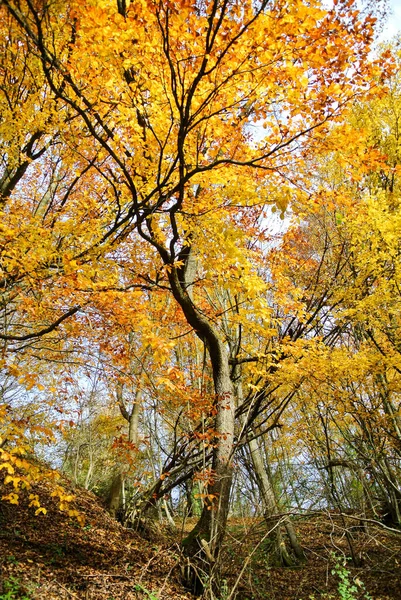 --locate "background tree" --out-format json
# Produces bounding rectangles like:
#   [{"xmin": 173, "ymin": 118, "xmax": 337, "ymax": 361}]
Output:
[{"xmin": 0, "ymin": 0, "xmax": 386, "ymax": 595}]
